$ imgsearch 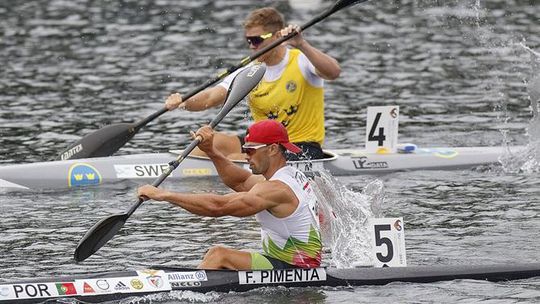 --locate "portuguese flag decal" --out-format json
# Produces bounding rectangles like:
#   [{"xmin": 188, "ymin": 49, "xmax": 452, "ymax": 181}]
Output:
[{"xmin": 55, "ymin": 282, "xmax": 77, "ymax": 295}]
